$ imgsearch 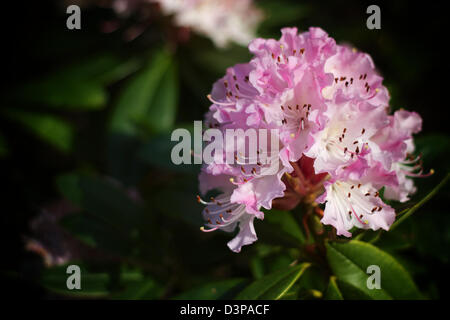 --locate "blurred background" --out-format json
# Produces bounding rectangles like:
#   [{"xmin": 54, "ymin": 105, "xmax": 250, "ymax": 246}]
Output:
[{"xmin": 1, "ymin": 0, "xmax": 448, "ymax": 299}]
